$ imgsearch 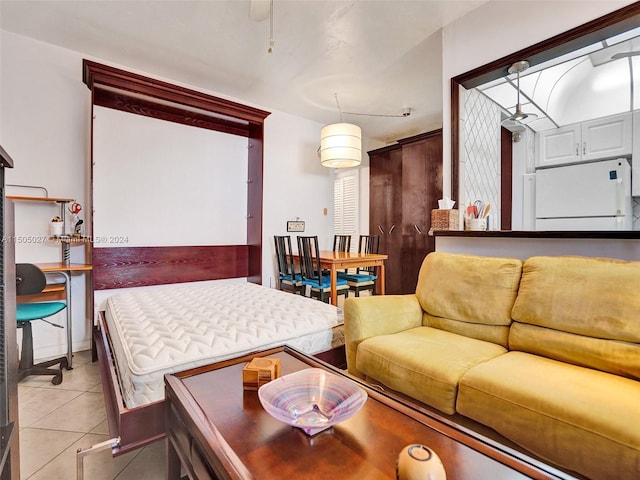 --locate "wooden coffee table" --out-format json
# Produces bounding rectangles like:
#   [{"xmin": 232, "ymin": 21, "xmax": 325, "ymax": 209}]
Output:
[{"xmin": 165, "ymin": 346, "xmax": 576, "ymax": 480}]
